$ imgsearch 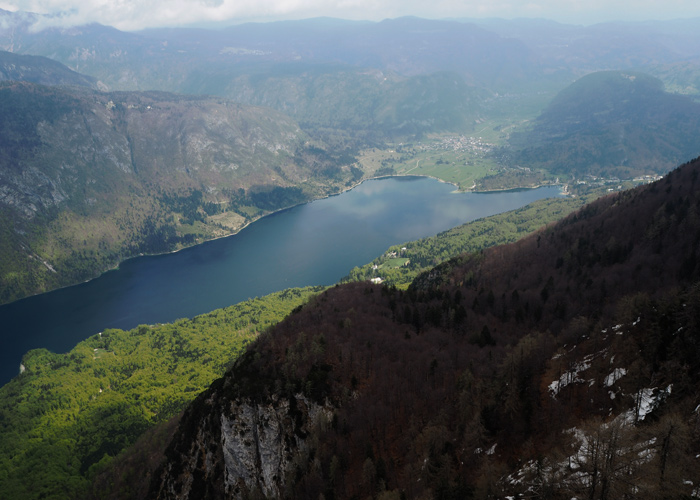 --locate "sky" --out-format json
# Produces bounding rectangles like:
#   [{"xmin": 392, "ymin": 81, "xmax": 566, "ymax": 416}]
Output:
[{"xmin": 0, "ymin": 0, "xmax": 699, "ymax": 31}]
